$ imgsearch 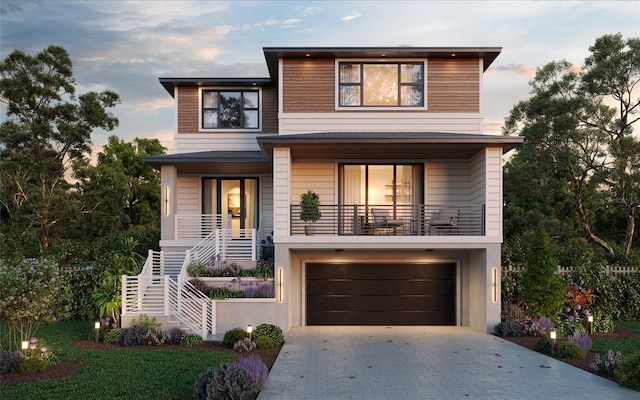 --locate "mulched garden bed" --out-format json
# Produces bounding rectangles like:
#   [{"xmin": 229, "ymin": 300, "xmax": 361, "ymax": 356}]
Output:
[
  {"xmin": 499, "ymin": 328, "xmax": 635, "ymax": 382},
  {"xmin": 0, "ymin": 340, "xmax": 282, "ymax": 385}
]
